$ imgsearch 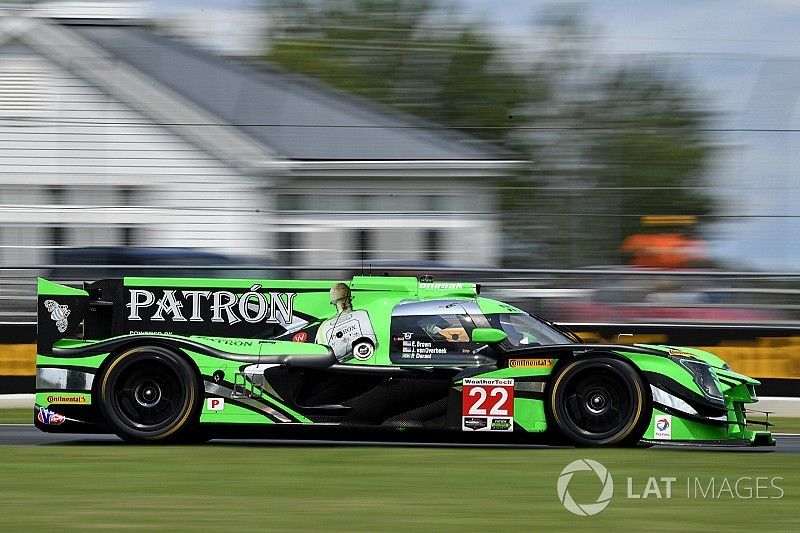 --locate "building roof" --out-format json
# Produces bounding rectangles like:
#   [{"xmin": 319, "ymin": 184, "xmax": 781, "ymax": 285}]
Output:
[{"xmin": 71, "ymin": 24, "xmax": 511, "ymax": 162}]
